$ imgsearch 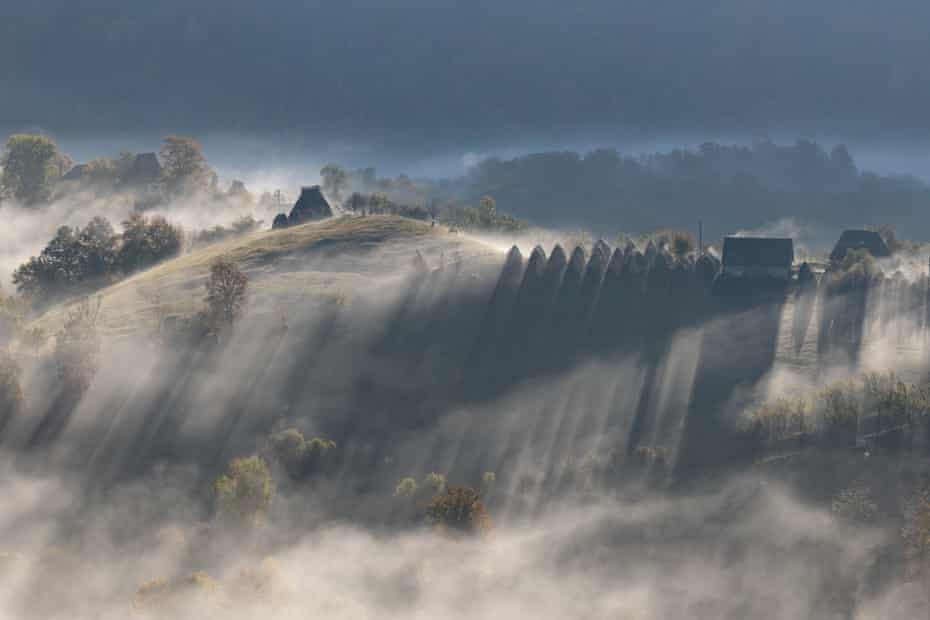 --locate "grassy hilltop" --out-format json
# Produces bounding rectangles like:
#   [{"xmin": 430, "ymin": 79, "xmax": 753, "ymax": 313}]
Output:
[{"xmin": 27, "ymin": 215, "xmax": 499, "ymax": 338}]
